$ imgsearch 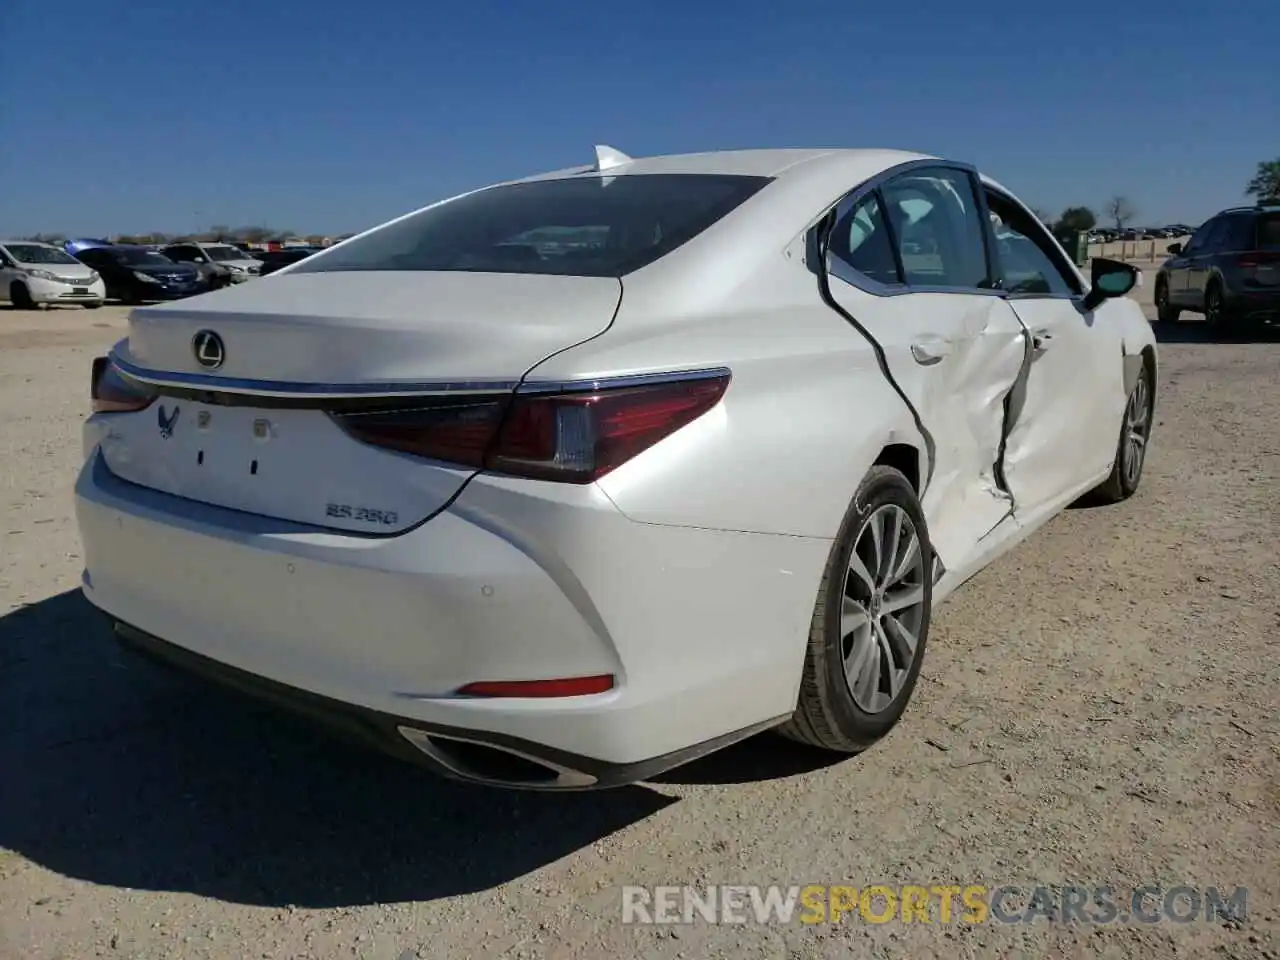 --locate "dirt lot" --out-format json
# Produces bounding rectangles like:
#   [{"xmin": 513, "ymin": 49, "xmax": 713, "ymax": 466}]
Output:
[{"xmin": 2, "ymin": 282, "xmax": 1277, "ymax": 960}]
